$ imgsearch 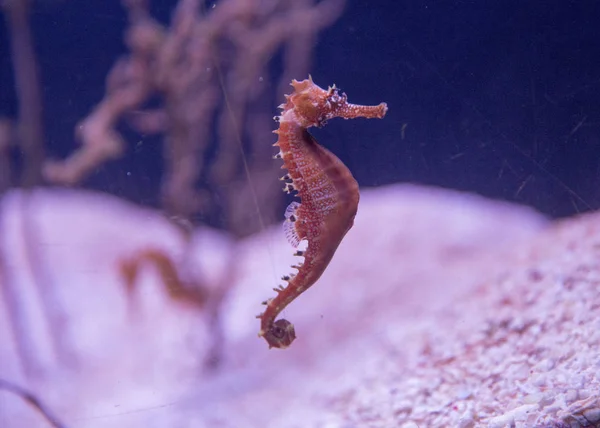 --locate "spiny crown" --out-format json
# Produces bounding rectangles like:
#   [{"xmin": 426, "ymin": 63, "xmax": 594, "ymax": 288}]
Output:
[{"xmin": 281, "ymin": 77, "xmax": 349, "ymax": 128}]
